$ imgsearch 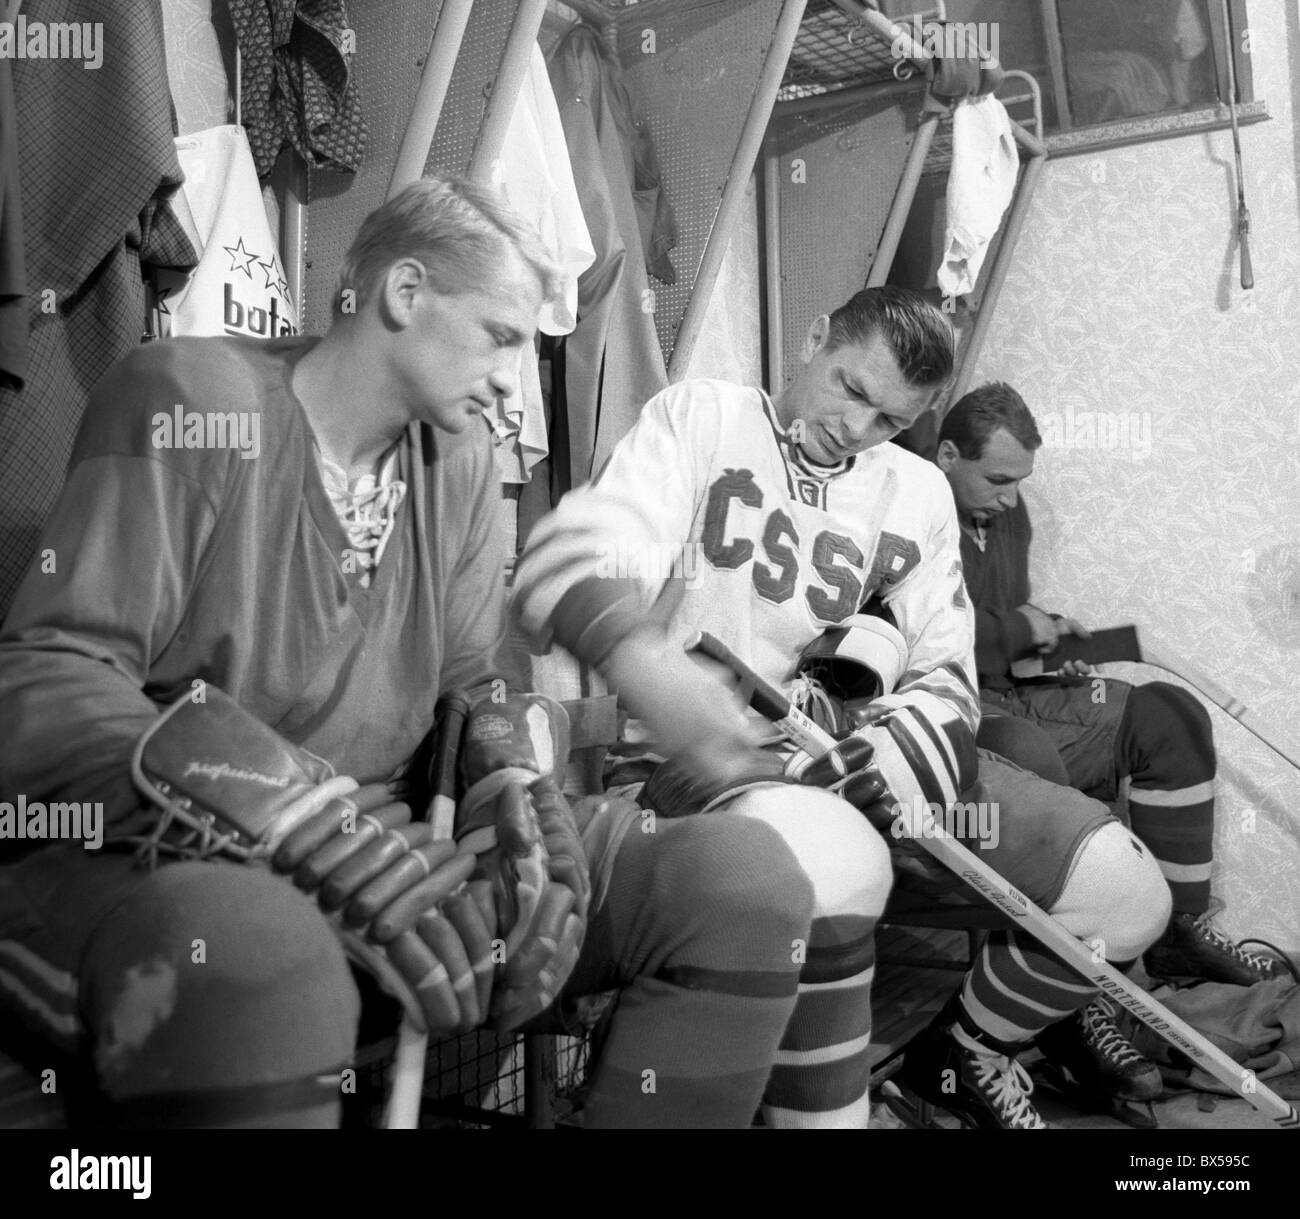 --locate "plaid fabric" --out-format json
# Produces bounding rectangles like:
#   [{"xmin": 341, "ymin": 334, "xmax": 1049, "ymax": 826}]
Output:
[
  {"xmin": 0, "ymin": 0, "xmax": 196, "ymax": 621},
  {"xmin": 225, "ymin": 0, "xmax": 367, "ymax": 178}
]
